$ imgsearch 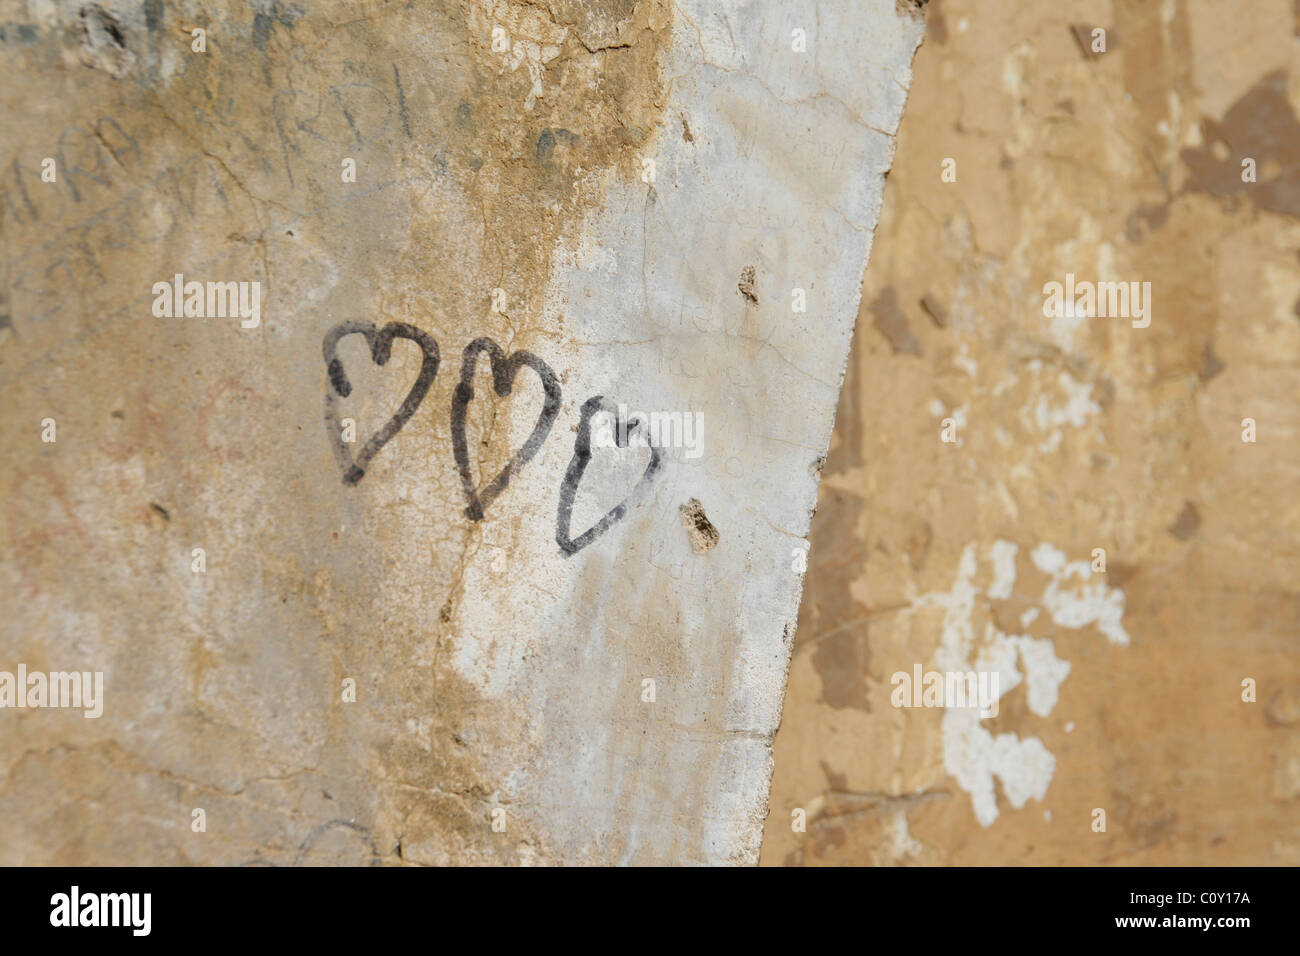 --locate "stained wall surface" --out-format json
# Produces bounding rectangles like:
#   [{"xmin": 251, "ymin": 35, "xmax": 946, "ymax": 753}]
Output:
[
  {"xmin": 764, "ymin": 0, "xmax": 1300, "ymax": 866},
  {"xmin": 0, "ymin": 1, "xmax": 923, "ymax": 863}
]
